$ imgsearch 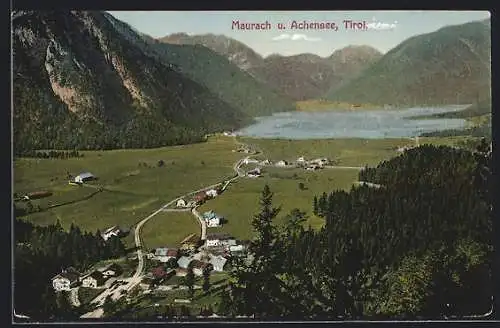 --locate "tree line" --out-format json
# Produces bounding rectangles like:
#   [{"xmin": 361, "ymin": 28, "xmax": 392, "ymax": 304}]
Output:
[
  {"xmin": 16, "ymin": 149, "xmax": 83, "ymax": 159},
  {"xmin": 14, "ymin": 218, "xmax": 127, "ymax": 320},
  {"xmin": 219, "ymin": 140, "xmax": 492, "ymax": 319}
]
